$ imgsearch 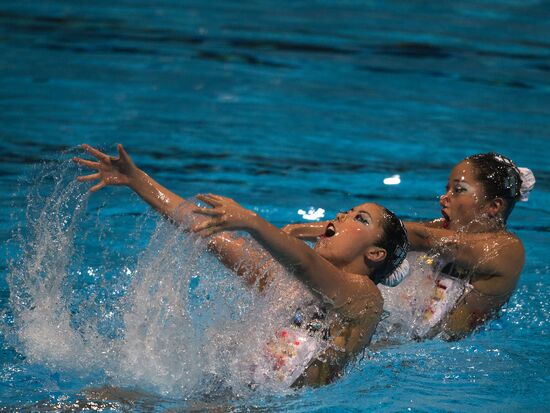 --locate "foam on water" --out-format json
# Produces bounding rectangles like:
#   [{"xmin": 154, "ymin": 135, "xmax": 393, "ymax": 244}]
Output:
[{"xmin": 3, "ymin": 159, "xmax": 316, "ymax": 399}]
